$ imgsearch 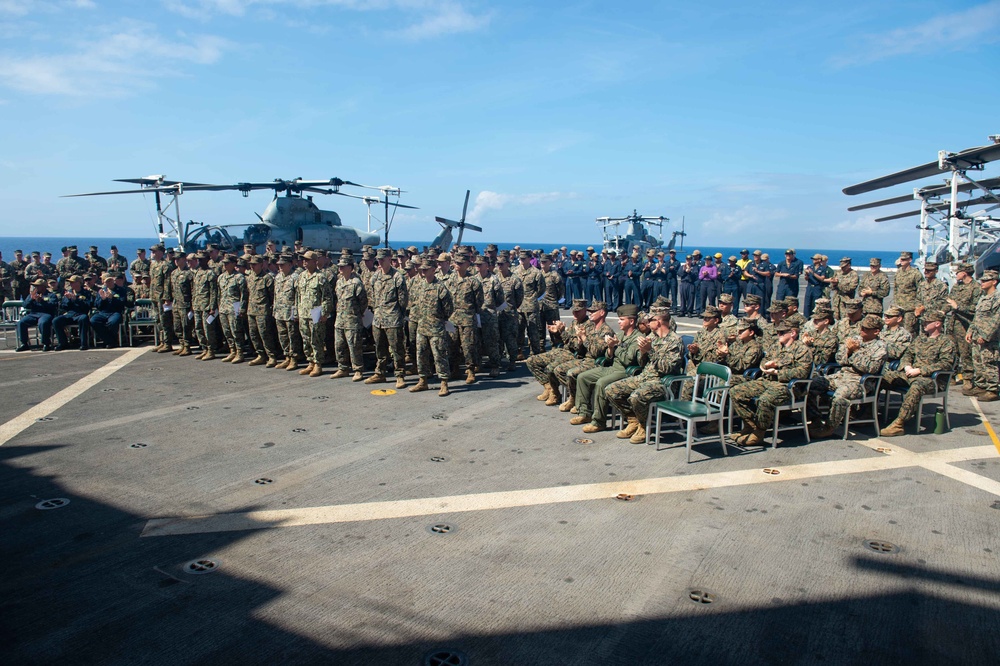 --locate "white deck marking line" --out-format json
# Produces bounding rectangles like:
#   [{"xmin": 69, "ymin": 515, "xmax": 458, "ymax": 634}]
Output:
[
  {"xmin": 140, "ymin": 444, "xmax": 997, "ymax": 537},
  {"xmin": 0, "ymin": 348, "xmax": 145, "ymax": 447}
]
